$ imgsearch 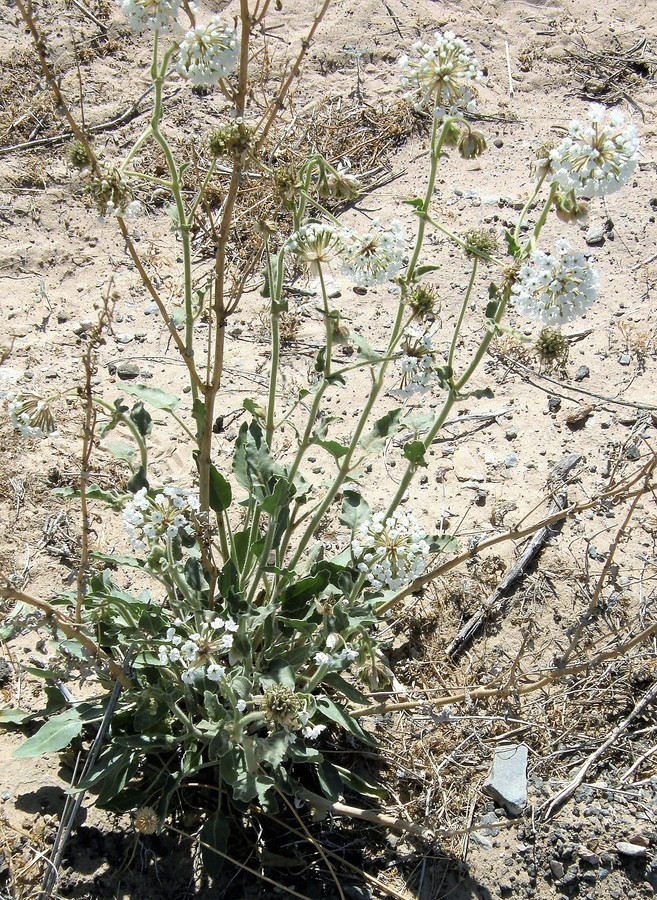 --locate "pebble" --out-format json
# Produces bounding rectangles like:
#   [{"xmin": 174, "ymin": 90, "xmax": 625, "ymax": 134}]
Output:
[
  {"xmin": 1, "ymin": 791, "xmax": 10, "ymax": 801},
  {"xmin": 114, "ymin": 361, "xmax": 140, "ymax": 379},
  {"xmin": 574, "ymin": 365, "xmax": 590, "ymax": 382},
  {"xmin": 549, "ymin": 859, "xmax": 565, "ymax": 879},
  {"xmin": 618, "ymin": 353, "xmax": 631, "ymax": 365},
  {"xmin": 482, "ymin": 744, "xmax": 528, "ymax": 816},
  {"xmin": 504, "ymin": 453, "xmax": 519, "ymax": 468},
  {"xmin": 585, "ymin": 224, "xmax": 606, "ymax": 245},
  {"xmin": 617, "ymin": 841, "xmax": 647, "ymax": 858},
  {"xmin": 548, "ymin": 395, "xmax": 562, "ymax": 413},
  {"xmin": 505, "ymin": 428, "xmax": 517, "ymax": 440},
  {"xmin": 566, "ymin": 405, "xmax": 593, "ymax": 427},
  {"xmin": 116, "ymin": 333, "xmax": 134, "ymax": 344},
  {"xmin": 625, "ymin": 445, "xmax": 641, "ymax": 460}
]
